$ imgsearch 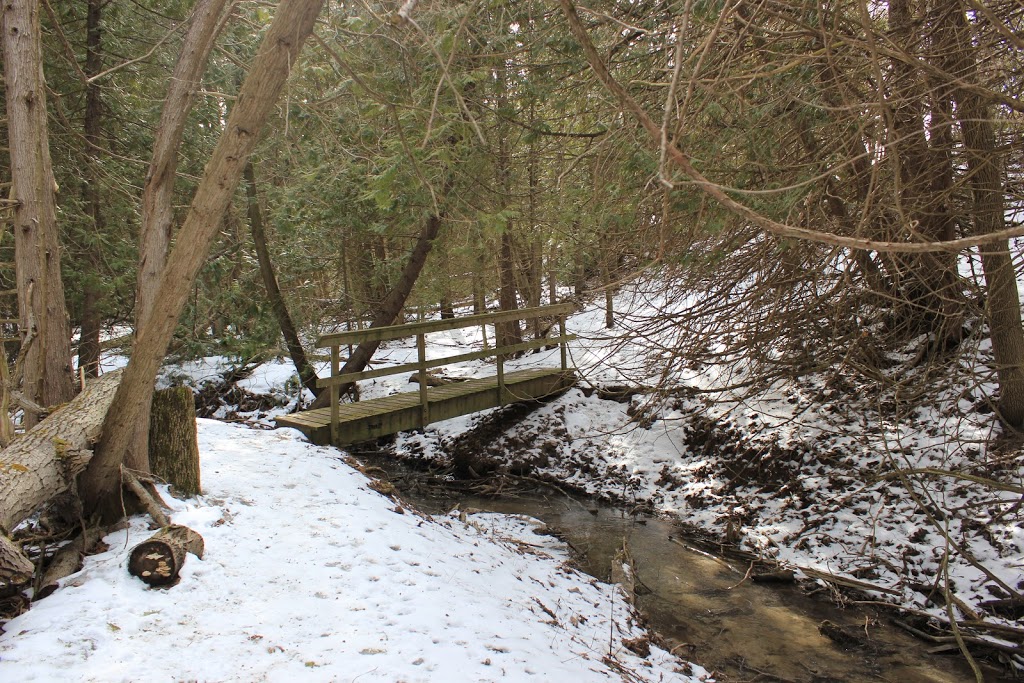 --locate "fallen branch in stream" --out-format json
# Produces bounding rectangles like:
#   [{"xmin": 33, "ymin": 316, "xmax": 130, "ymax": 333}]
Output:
[
  {"xmin": 797, "ymin": 566, "xmax": 902, "ymax": 596},
  {"xmin": 858, "ymin": 601, "xmax": 1024, "ymax": 659}
]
